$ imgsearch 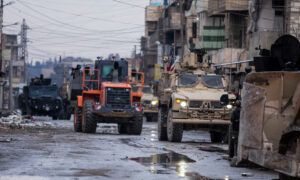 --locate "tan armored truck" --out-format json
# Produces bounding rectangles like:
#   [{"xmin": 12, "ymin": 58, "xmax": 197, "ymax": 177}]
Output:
[
  {"xmin": 226, "ymin": 35, "xmax": 300, "ymax": 179},
  {"xmin": 157, "ymin": 49, "xmax": 234, "ymax": 142},
  {"xmin": 141, "ymin": 85, "xmax": 159, "ymax": 121}
]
